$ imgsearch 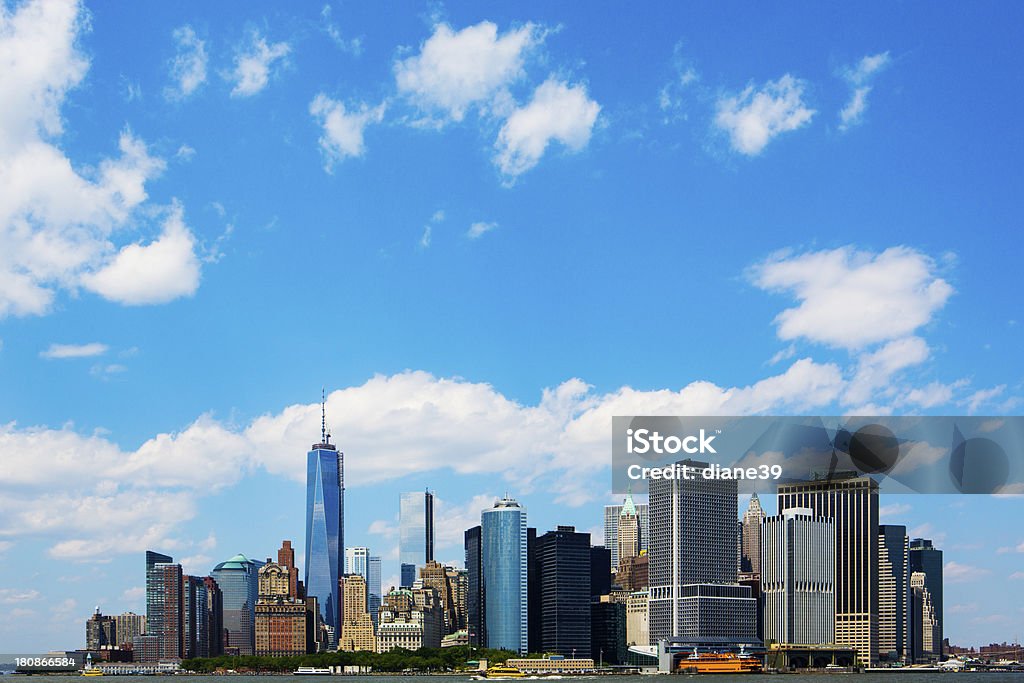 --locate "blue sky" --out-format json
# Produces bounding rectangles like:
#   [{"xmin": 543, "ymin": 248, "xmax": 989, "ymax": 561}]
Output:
[{"xmin": 1, "ymin": 0, "xmax": 1023, "ymax": 652}]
